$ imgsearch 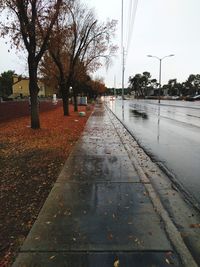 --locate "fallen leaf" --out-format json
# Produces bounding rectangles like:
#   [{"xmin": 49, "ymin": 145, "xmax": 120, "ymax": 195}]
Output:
[
  {"xmin": 108, "ymin": 233, "xmax": 113, "ymax": 240},
  {"xmin": 189, "ymin": 223, "xmax": 200, "ymax": 228},
  {"xmin": 165, "ymin": 258, "xmax": 170, "ymax": 264},
  {"xmin": 113, "ymin": 259, "xmax": 119, "ymax": 267}
]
